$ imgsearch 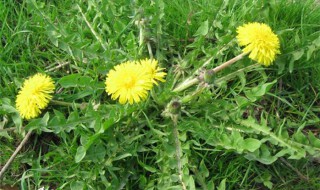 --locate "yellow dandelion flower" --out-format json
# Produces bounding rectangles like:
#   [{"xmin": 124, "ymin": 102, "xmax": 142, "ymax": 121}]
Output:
[
  {"xmin": 139, "ymin": 59, "xmax": 167, "ymax": 85},
  {"xmin": 236, "ymin": 22, "xmax": 280, "ymax": 66},
  {"xmin": 105, "ymin": 61, "xmax": 153, "ymax": 104},
  {"xmin": 16, "ymin": 73, "xmax": 55, "ymax": 120}
]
